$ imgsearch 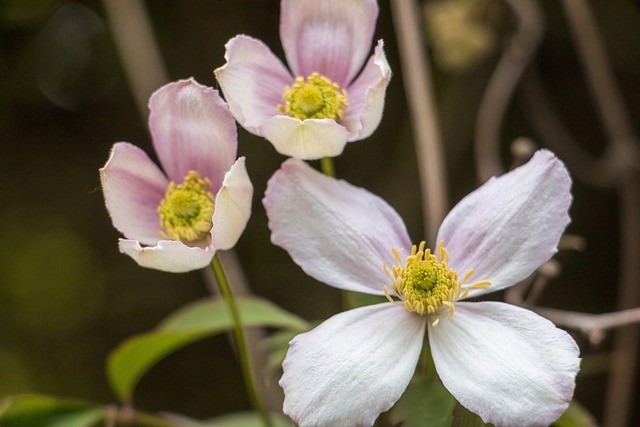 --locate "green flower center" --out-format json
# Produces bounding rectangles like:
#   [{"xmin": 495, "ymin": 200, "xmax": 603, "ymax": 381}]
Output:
[
  {"xmin": 279, "ymin": 72, "xmax": 349, "ymax": 121},
  {"xmin": 157, "ymin": 171, "xmax": 215, "ymax": 243},
  {"xmin": 384, "ymin": 241, "xmax": 491, "ymax": 326}
]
